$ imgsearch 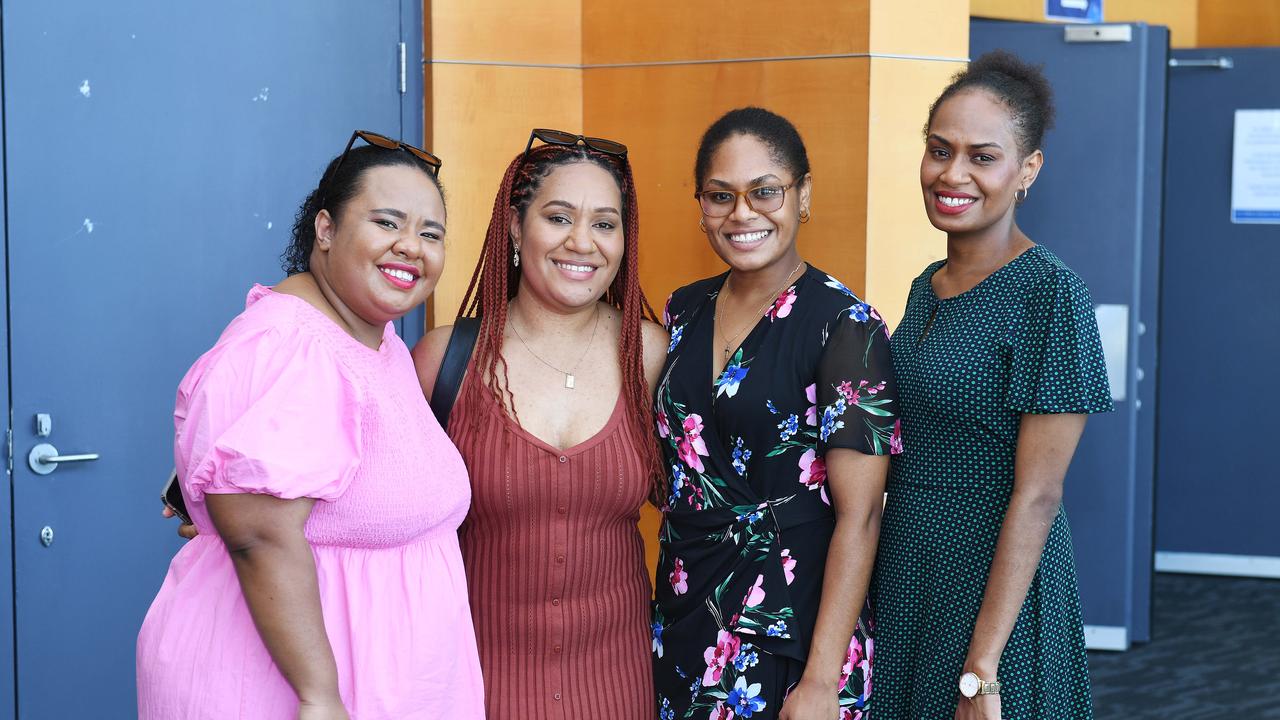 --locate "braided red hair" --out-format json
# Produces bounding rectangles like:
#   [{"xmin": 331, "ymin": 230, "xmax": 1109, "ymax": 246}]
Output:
[{"xmin": 456, "ymin": 143, "xmax": 664, "ymax": 499}]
